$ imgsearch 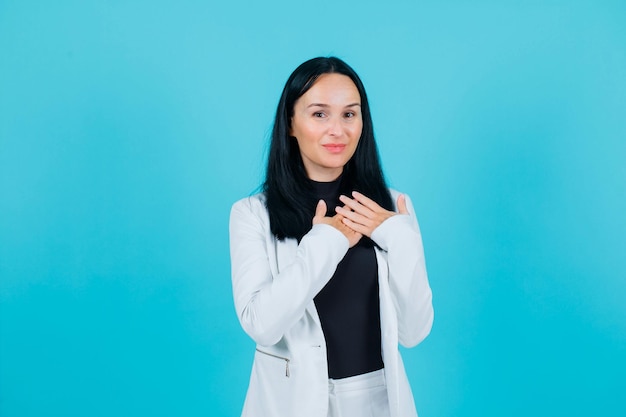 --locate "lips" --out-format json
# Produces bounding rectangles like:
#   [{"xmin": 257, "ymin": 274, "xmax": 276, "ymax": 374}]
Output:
[{"xmin": 322, "ymin": 144, "xmax": 346, "ymax": 154}]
